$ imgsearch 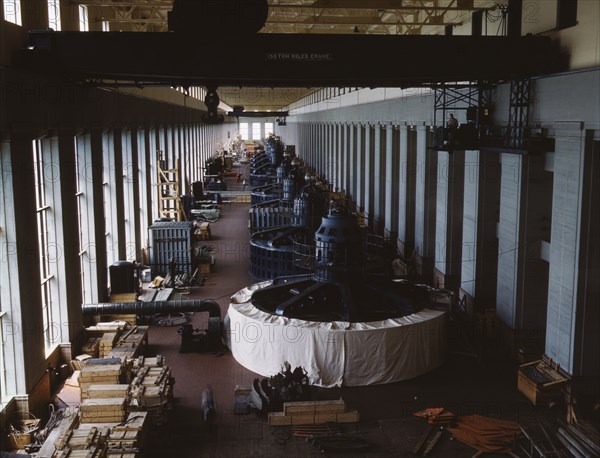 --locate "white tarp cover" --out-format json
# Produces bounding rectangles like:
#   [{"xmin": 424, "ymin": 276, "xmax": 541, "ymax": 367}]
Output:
[{"xmin": 227, "ymin": 282, "xmax": 447, "ymax": 387}]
